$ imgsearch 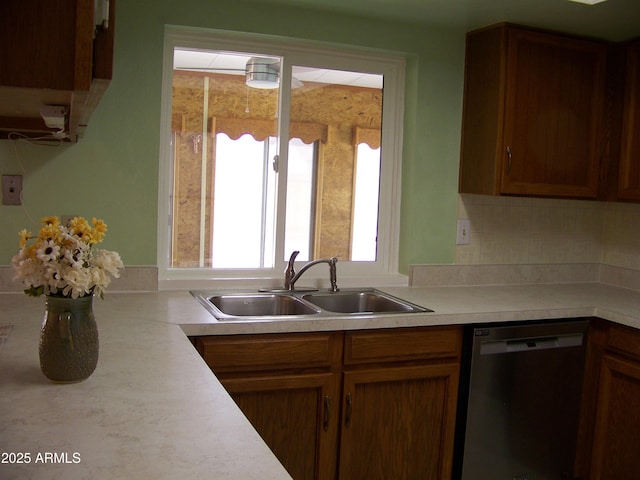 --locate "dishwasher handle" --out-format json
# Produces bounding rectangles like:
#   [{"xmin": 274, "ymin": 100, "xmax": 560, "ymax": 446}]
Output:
[{"xmin": 479, "ymin": 332, "xmax": 584, "ymax": 355}]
